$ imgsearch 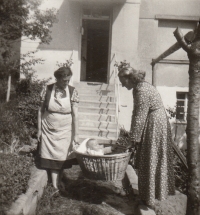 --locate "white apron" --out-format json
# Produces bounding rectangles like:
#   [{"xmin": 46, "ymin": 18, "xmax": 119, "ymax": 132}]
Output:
[{"xmin": 41, "ymin": 85, "xmax": 74, "ymax": 161}]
